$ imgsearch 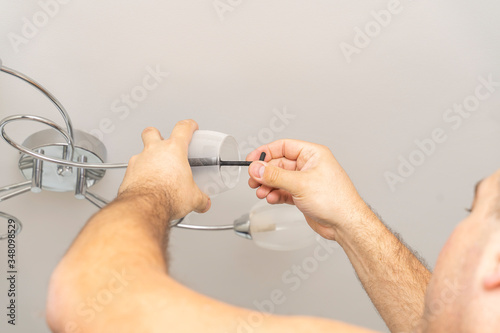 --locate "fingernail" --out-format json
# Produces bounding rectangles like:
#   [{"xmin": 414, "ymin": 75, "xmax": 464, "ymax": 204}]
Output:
[
  {"xmin": 259, "ymin": 165, "xmax": 265, "ymax": 178},
  {"xmin": 252, "ymin": 162, "xmax": 265, "ymax": 179}
]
